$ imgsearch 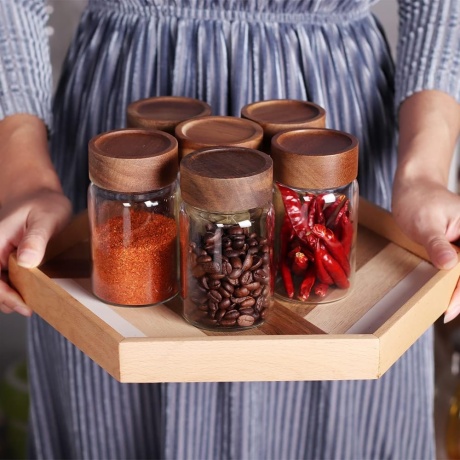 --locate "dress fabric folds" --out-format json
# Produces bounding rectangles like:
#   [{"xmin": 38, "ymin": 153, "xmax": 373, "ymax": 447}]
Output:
[{"xmin": 27, "ymin": 1, "xmax": 436, "ymax": 459}]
